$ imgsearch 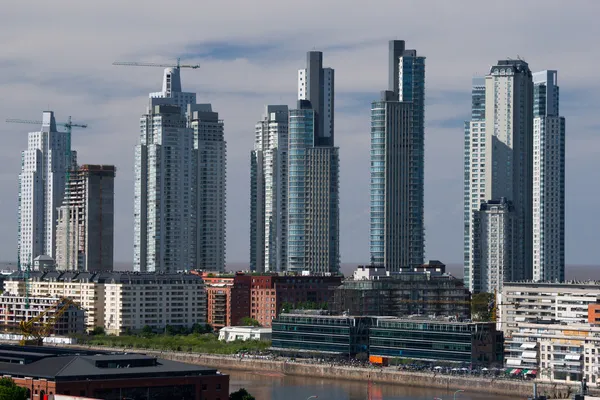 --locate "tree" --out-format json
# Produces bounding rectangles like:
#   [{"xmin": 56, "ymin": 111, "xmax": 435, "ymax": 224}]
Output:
[
  {"xmin": 141, "ymin": 325, "xmax": 154, "ymax": 336},
  {"xmin": 471, "ymin": 292, "xmax": 494, "ymax": 321},
  {"xmin": 229, "ymin": 388, "xmax": 256, "ymax": 400},
  {"xmin": 0, "ymin": 377, "xmax": 27, "ymax": 400},
  {"xmin": 91, "ymin": 326, "xmax": 105, "ymax": 336},
  {"xmin": 240, "ymin": 317, "xmax": 261, "ymax": 327}
]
